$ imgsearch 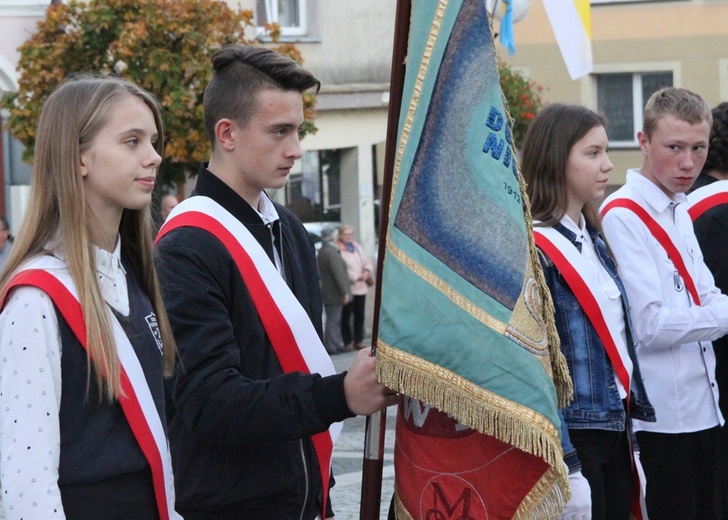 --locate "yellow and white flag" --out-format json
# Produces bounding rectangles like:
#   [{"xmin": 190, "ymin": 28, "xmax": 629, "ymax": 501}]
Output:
[{"xmin": 542, "ymin": 0, "xmax": 592, "ymax": 80}]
